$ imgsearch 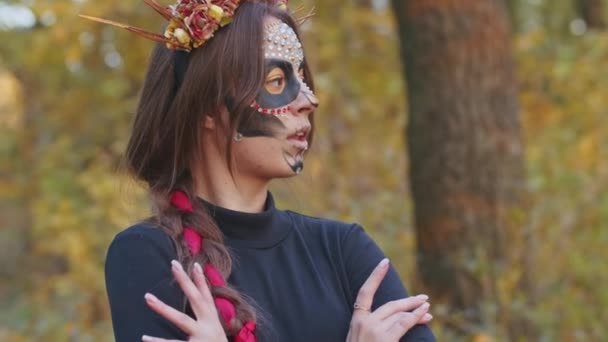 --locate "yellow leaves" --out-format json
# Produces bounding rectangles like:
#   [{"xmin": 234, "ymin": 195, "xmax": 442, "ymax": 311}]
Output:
[
  {"xmin": 514, "ymin": 29, "xmax": 546, "ymax": 52},
  {"xmin": 472, "ymin": 333, "xmax": 495, "ymax": 342},
  {"xmin": 306, "ymin": 153, "xmax": 323, "ymax": 179},
  {"xmin": 0, "ymin": 70, "xmax": 23, "ymax": 131},
  {"xmin": 33, "ymin": 199, "xmax": 78, "ymax": 256},
  {"xmin": 0, "ymin": 331, "xmax": 30, "ymax": 342},
  {"xmin": 23, "ymin": 155, "xmax": 145, "ymax": 339},
  {"xmin": 515, "ymin": 25, "xmax": 608, "ymax": 341},
  {"xmin": 65, "ymin": 45, "xmax": 82, "ymax": 69},
  {"xmin": 0, "ymin": 69, "xmax": 24, "ymax": 203},
  {"xmin": 575, "ymin": 133, "xmax": 598, "ymax": 171},
  {"xmin": 518, "ymin": 29, "xmax": 608, "ymax": 173},
  {"xmin": 76, "ymin": 159, "xmax": 148, "ymax": 228}
]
